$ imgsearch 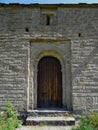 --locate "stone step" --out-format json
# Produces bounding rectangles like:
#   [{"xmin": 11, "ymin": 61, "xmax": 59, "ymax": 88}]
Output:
[
  {"xmin": 27, "ymin": 109, "xmax": 71, "ymax": 117},
  {"xmin": 26, "ymin": 116, "xmax": 75, "ymax": 126}
]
